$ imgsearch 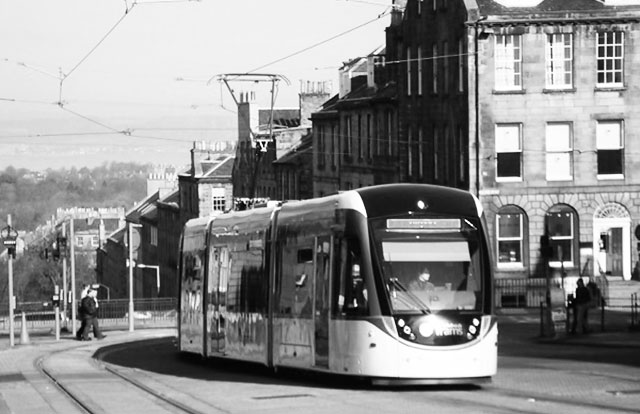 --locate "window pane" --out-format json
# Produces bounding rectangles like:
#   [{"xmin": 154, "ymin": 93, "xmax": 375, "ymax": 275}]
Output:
[
  {"xmin": 546, "ymin": 153, "xmax": 571, "ymax": 179},
  {"xmin": 498, "ymin": 240, "xmax": 522, "ymax": 263},
  {"xmin": 546, "ymin": 33, "xmax": 572, "ymax": 88},
  {"xmin": 597, "ymin": 31, "xmax": 624, "ymax": 86},
  {"xmin": 598, "ymin": 149, "xmax": 623, "ymax": 175},
  {"xmin": 546, "ymin": 124, "xmax": 570, "ymax": 151},
  {"xmin": 497, "ymin": 153, "xmax": 521, "ymax": 178},
  {"xmin": 550, "ymin": 239, "xmax": 572, "ymax": 262},
  {"xmin": 597, "ymin": 121, "xmax": 621, "ymax": 148},
  {"xmin": 496, "ymin": 125, "xmax": 520, "ymax": 151},
  {"xmin": 498, "ymin": 214, "xmax": 521, "ymax": 238},
  {"xmin": 495, "ymin": 35, "xmax": 521, "ymax": 90},
  {"xmin": 547, "ymin": 213, "xmax": 572, "ymax": 237}
]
